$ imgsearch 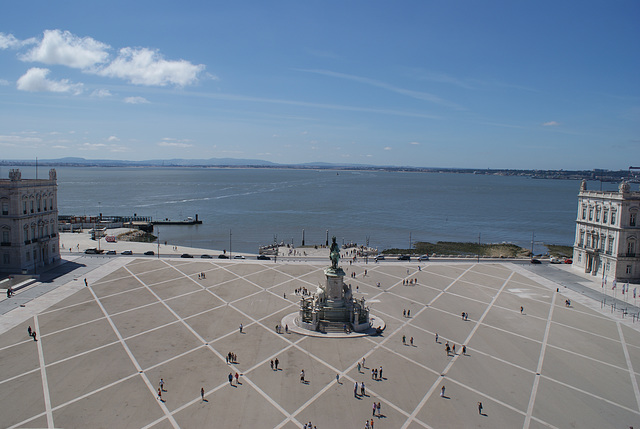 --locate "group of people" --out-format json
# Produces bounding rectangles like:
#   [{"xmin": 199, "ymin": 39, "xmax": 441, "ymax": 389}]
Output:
[
  {"xmin": 27, "ymin": 326, "xmax": 37, "ymax": 341},
  {"xmin": 402, "ymin": 309, "xmax": 411, "ymax": 317},
  {"xmin": 274, "ymin": 324, "xmax": 288, "ymax": 334},
  {"xmin": 370, "ymin": 366, "xmax": 383, "ymax": 380},
  {"xmin": 226, "ymin": 351, "xmax": 238, "ymax": 364},
  {"xmin": 269, "ymin": 358, "xmax": 280, "ymax": 370},
  {"xmin": 402, "ymin": 278, "xmax": 418, "ymax": 285},
  {"xmin": 6, "ymin": 286, "xmax": 14, "ymax": 298},
  {"xmin": 461, "ymin": 312, "xmax": 469, "ymax": 321},
  {"xmin": 197, "ymin": 272, "xmax": 206, "ymax": 279}
]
